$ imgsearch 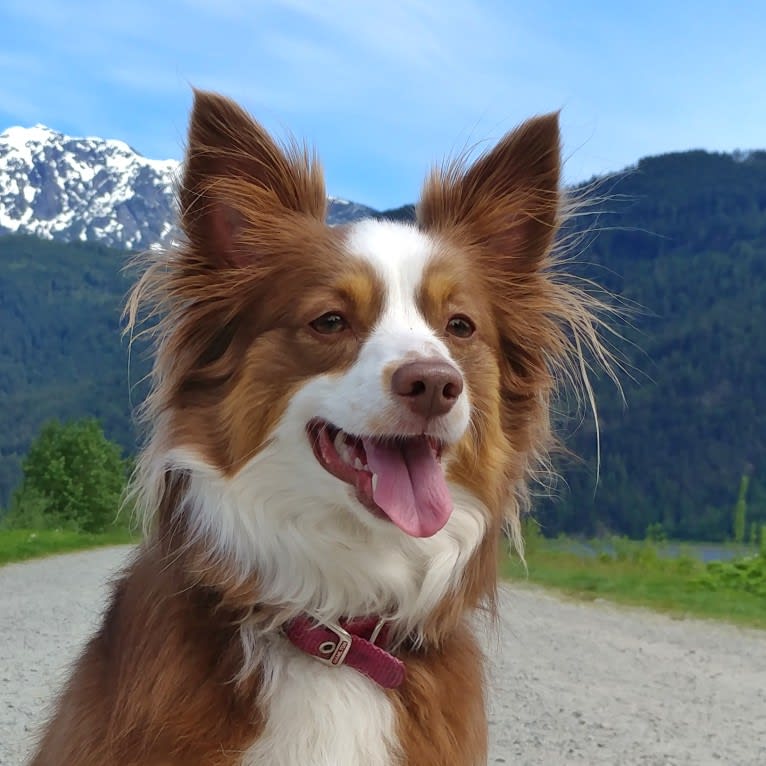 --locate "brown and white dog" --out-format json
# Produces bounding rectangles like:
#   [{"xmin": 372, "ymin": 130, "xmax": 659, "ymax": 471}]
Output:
[{"xmin": 31, "ymin": 91, "xmax": 608, "ymax": 765}]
